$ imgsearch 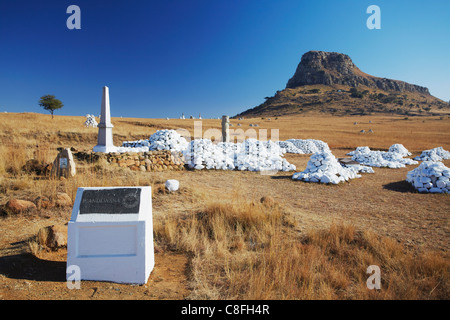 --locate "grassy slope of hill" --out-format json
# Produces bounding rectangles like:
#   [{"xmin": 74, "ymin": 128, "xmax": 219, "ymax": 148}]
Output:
[{"xmin": 236, "ymin": 84, "xmax": 450, "ymax": 118}]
